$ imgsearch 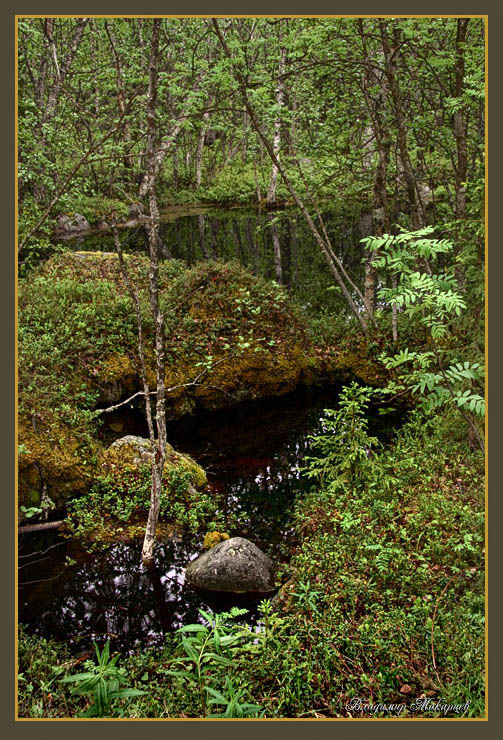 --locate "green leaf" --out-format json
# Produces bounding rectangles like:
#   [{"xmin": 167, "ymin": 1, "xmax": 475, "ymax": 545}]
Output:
[
  {"xmin": 177, "ymin": 624, "xmax": 209, "ymax": 633},
  {"xmin": 110, "ymin": 688, "xmax": 146, "ymax": 699}
]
